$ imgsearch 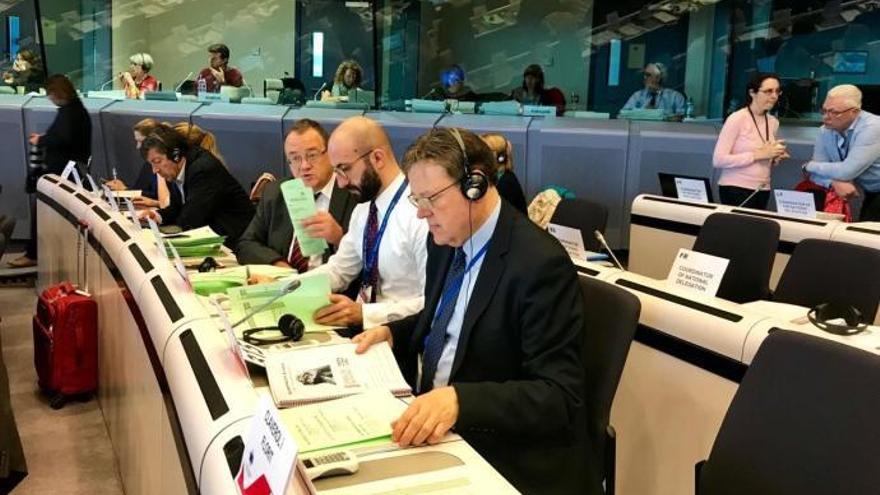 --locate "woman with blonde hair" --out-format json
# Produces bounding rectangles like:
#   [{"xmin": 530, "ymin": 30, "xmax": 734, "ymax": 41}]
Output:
[
  {"xmin": 119, "ymin": 53, "xmax": 158, "ymax": 99},
  {"xmin": 172, "ymin": 122, "xmax": 225, "ymax": 167},
  {"xmin": 481, "ymin": 133, "xmax": 527, "ymax": 213}
]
